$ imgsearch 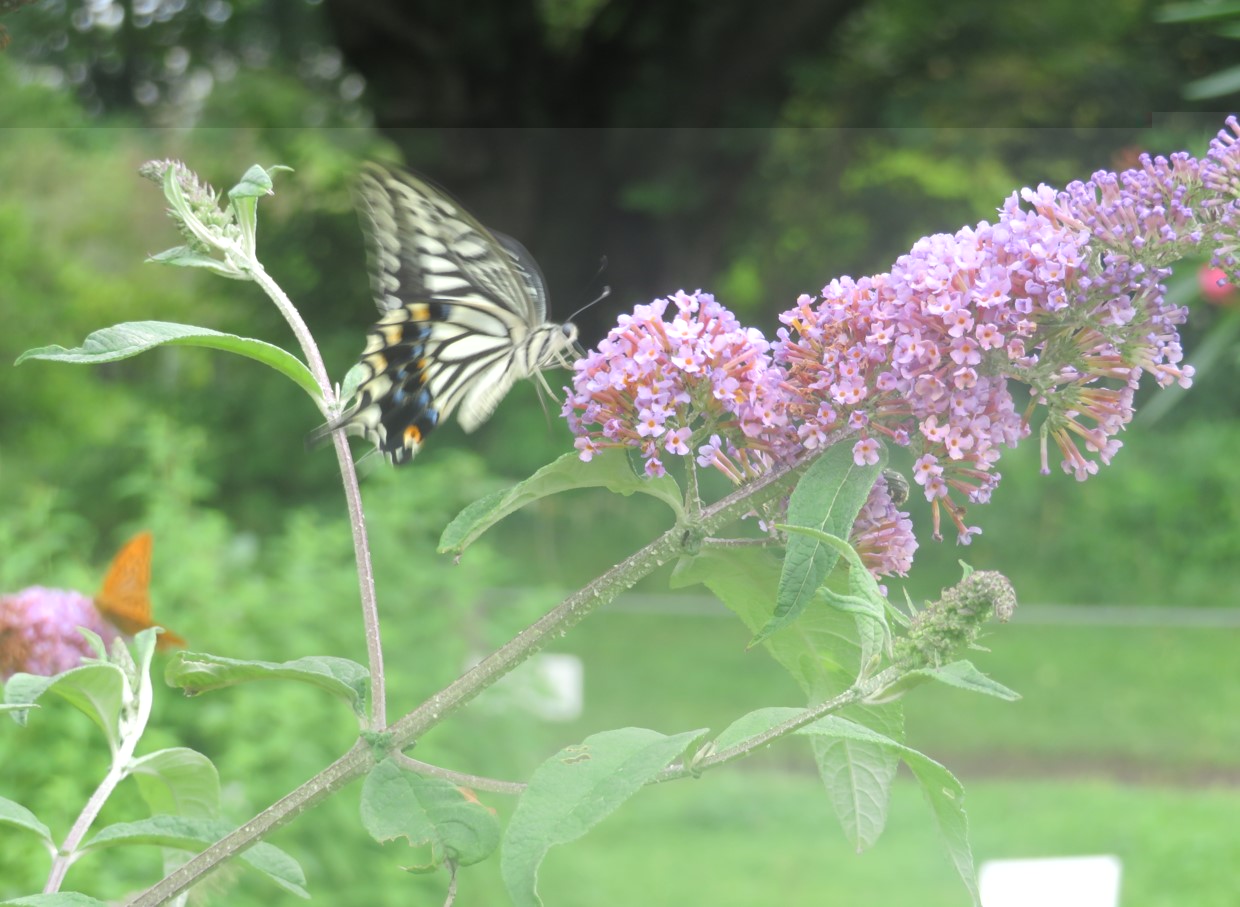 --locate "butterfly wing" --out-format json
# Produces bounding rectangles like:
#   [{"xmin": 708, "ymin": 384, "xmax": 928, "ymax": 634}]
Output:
[
  {"xmin": 94, "ymin": 531, "xmax": 185, "ymax": 650},
  {"xmin": 312, "ymin": 164, "xmax": 577, "ymax": 464}
]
